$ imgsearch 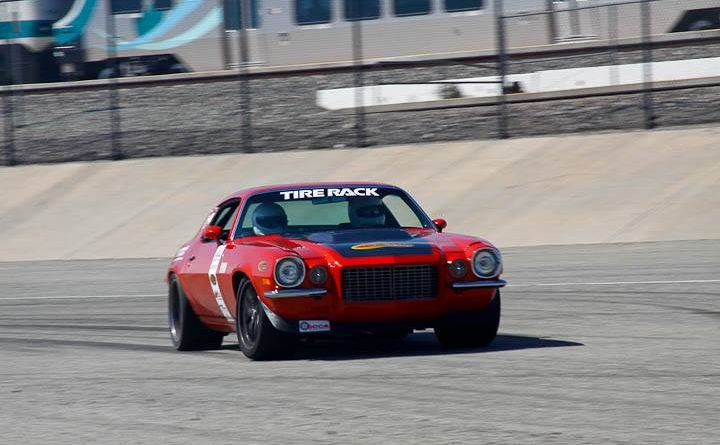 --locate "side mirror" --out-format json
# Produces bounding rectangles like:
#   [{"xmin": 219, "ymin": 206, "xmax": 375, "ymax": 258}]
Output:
[
  {"xmin": 202, "ymin": 225, "xmax": 222, "ymax": 242},
  {"xmin": 433, "ymin": 218, "xmax": 447, "ymax": 232}
]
